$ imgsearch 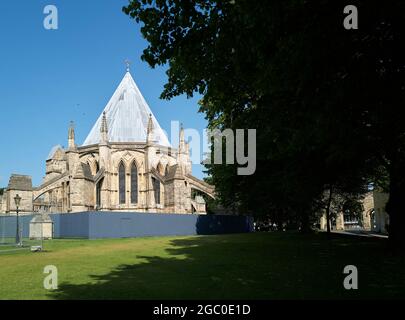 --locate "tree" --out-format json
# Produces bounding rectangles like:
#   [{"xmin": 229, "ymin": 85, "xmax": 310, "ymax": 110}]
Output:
[
  {"xmin": 124, "ymin": 1, "xmax": 405, "ymax": 247},
  {"xmin": 317, "ymin": 184, "xmax": 369, "ymax": 233}
]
